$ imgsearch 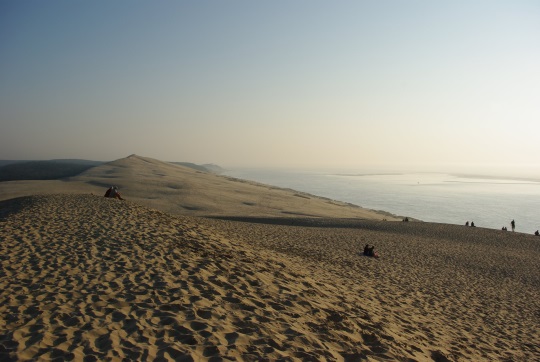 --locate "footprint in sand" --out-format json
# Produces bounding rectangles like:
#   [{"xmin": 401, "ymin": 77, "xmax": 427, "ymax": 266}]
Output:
[{"xmin": 195, "ymin": 309, "xmax": 212, "ymax": 319}]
